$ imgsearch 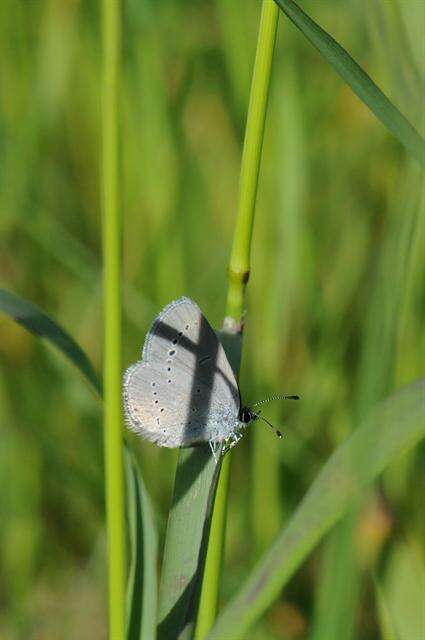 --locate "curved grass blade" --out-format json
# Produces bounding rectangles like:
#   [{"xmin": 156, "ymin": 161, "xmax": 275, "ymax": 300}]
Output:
[
  {"xmin": 0, "ymin": 288, "xmax": 158, "ymax": 637},
  {"xmin": 207, "ymin": 379, "xmax": 425, "ymax": 640},
  {"xmin": 125, "ymin": 449, "xmax": 158, "ymax": 640},
  {"xmin": 0, "ymin": 288, "xmax": 102, "ymax": 396},
  {"xmin": 274, "ymin": 0, "xmax": 425, "ymax": 167}
]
